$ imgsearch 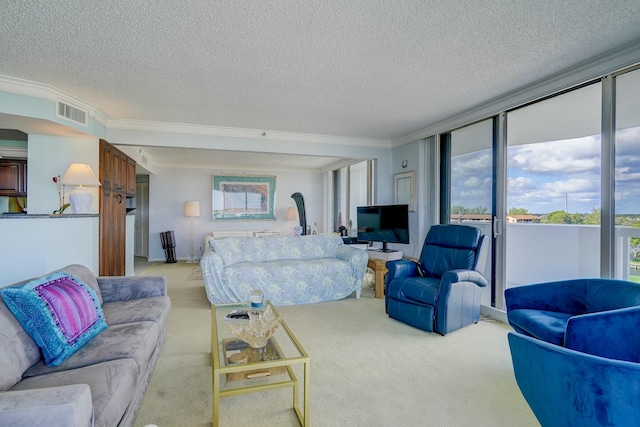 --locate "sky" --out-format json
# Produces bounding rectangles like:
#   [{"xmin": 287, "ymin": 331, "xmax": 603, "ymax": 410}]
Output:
[{"xmin": 451, "ymin": 126, "xmax": 640, "ymax": 215}]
